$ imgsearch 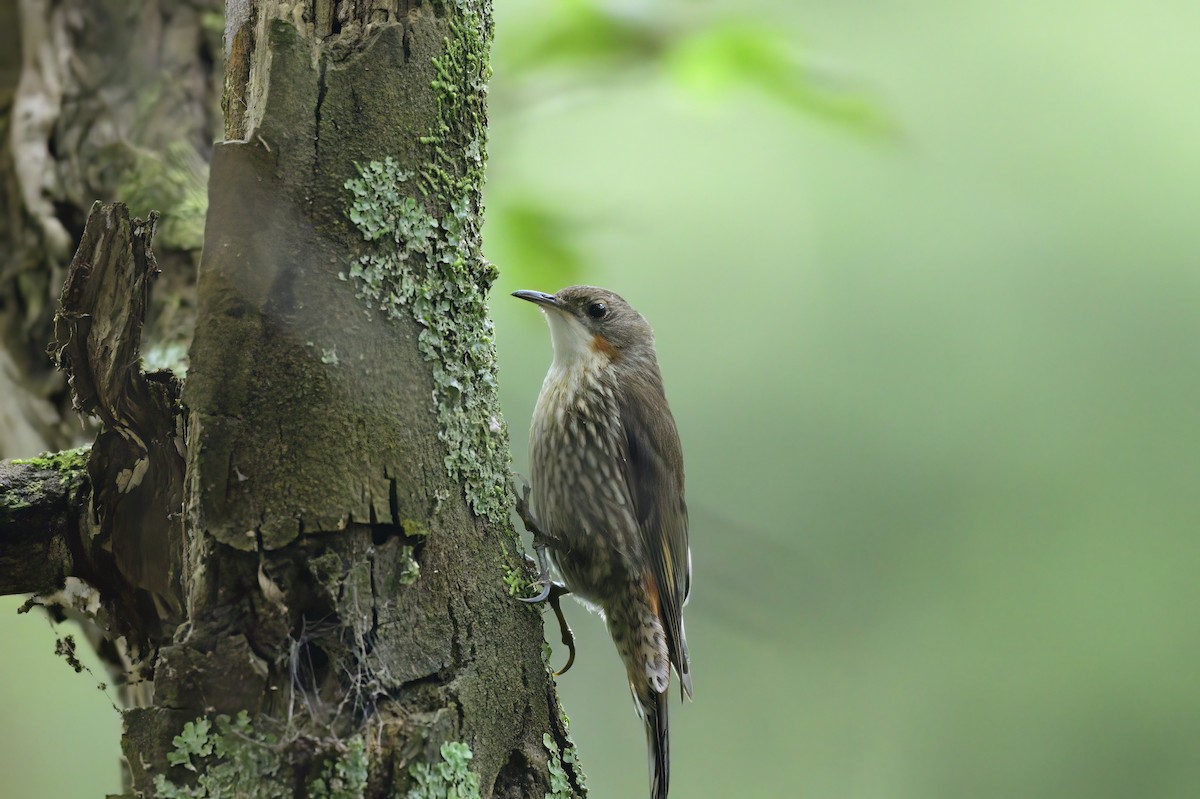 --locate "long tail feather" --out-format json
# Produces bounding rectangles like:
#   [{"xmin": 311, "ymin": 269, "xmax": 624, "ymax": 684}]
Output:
[{"xmin": 646, "ymin": 689, "xmax": 670, "ymax": 799}]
